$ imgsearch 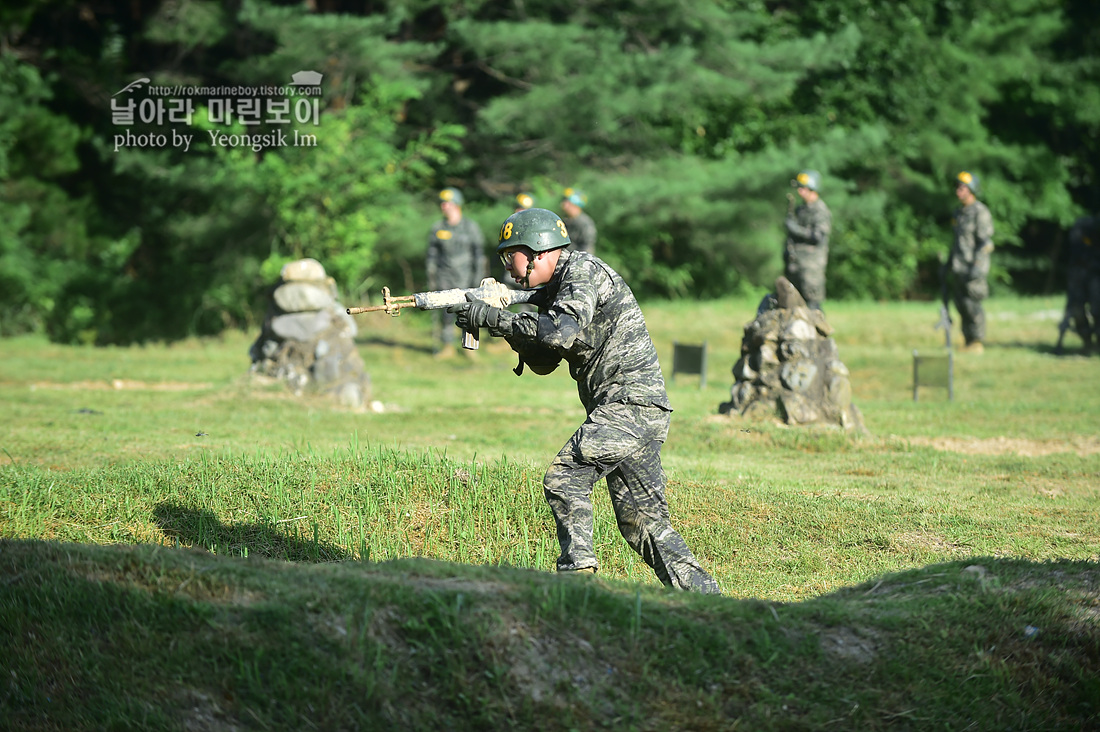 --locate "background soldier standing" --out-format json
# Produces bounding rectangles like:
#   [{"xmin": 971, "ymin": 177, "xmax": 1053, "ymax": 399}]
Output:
[
  {"xmin": 426, "ymin": 187, "xmax": 486, "ymax": 357},
  {"xmin": 1064, "ymin": 214, "xmax": 1100, "ymax": 354},
  {"xmin": 944, "ymin": 171, "xmax": 995, "ymax": 354},
  {"xmin": 784, "ymin": 170, "xmax": 831, "ymax": 310},
  {"xmin": 561, "ymin": 188, "xmax": 598, "ymax": 256},
  {"xmin": 448, "ymin": 208, "xmax": 720, "ymax": 594}
]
